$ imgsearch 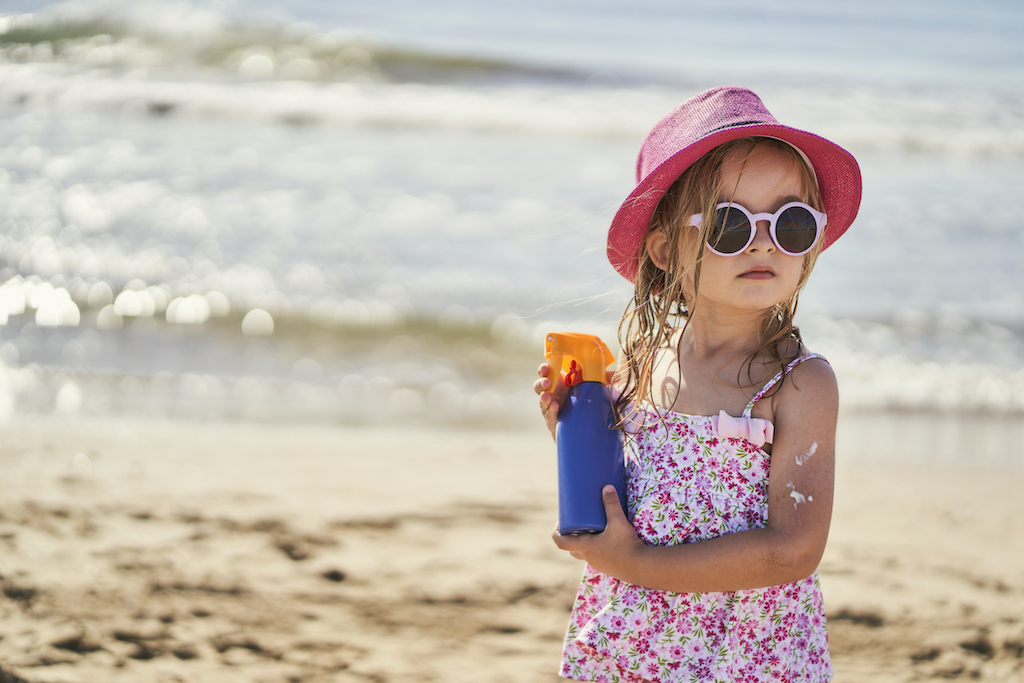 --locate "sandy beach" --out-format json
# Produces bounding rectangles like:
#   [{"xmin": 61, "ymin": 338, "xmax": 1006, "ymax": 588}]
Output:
[{"xmin": 1, "ymin": 415, "xmax": 1022, "ymax": 683}]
